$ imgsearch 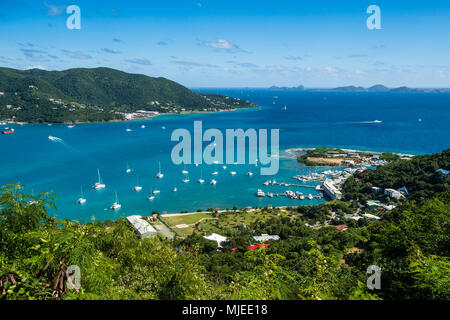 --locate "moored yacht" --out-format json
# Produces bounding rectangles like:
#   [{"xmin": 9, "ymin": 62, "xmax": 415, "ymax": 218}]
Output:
[
  {"xmin": 133, "ymin": 176, "xmax": 142, "ymax": 191},
  {"xmin": 76, "ymin": 187, "xmax": 87, "ymax": 204},
  {"xmin": 92, "ymin": 169, "xmax": 106, "ymax": 190},
  {"xmin": 256, "ymin": 189, "xmax": 265, "ymax": 197},
  {"xmin": 156, "ymin": 162, "xmax": 164, "ymax": 178},
  {"xmin": 110, "ymin": 192, "xmax": 121, "ymax": 210},
  {"xmin": 247, "ymin": 172, "xmax": 253, "ymax": 176},
  {"xmin": 230, "ymin": 171, "xmax": 237, "ymax": 176},
  {"xmin": 210, "ymin": 179, "xmax": 217, "ymax": 185}
]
